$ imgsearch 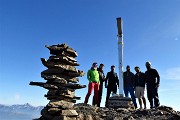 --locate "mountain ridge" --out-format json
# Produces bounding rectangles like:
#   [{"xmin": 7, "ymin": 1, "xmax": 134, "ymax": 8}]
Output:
[{"xmin": 0, "ymin": 103, "xmax": 44, "ymax": 120}]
